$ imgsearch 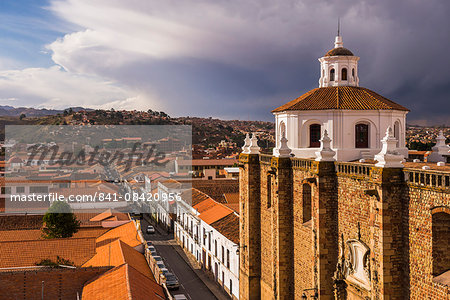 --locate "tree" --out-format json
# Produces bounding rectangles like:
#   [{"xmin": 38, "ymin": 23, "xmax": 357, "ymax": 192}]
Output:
[
  {"xmin": 19, "ymin": 113, "xmax": 26, "ymax": 120},
  {"xmin": 42, "ymin": 201, "xmax": 80, "ymax": 238}
]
